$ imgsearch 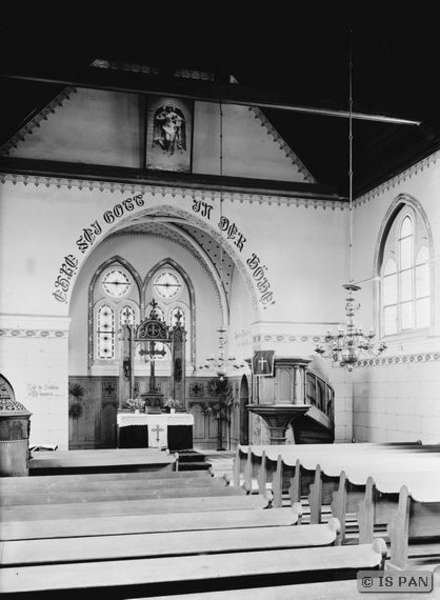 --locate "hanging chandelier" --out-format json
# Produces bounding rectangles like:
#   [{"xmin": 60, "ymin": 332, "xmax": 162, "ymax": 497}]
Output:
[
  {"xmin": 315, "ymin": 30, "xmax": 386, "ymax": 371},
  {"xmin": 199, "ymin": 101, "xmax": 245, "ymax": 381},
  {"xmin": 200, "ymin": 325, "xmax": 245, "ymax": 380}
]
